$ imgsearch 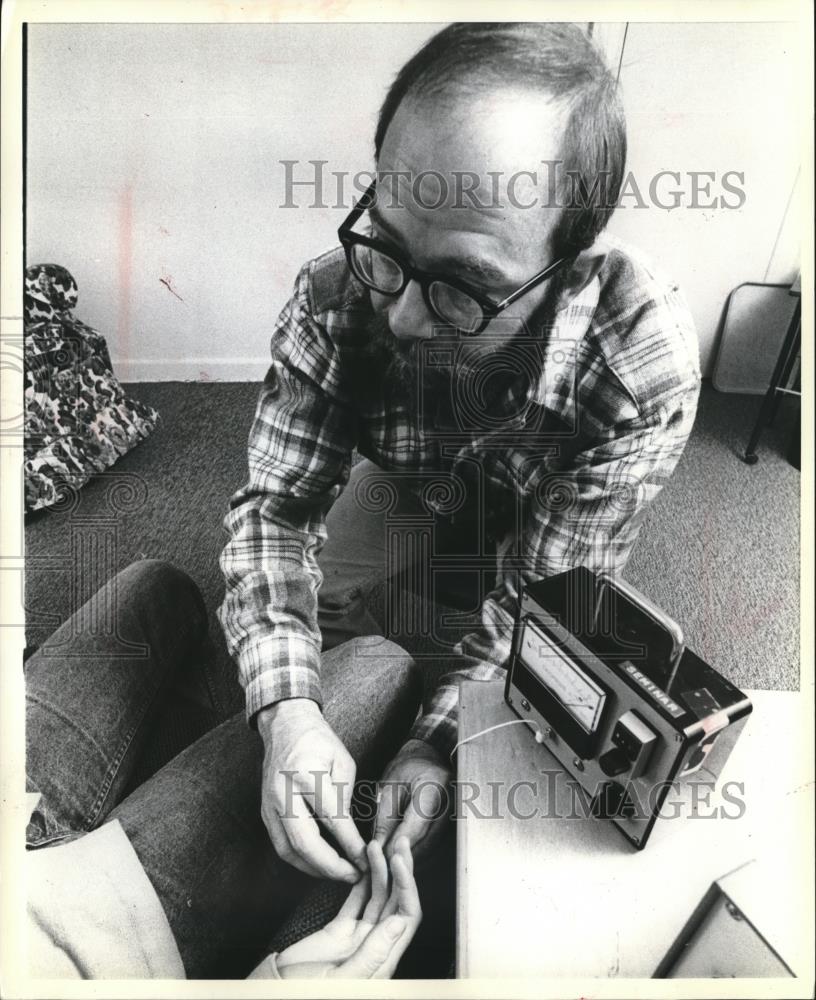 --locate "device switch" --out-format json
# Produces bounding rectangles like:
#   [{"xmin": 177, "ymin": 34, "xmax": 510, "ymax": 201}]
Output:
[
  {"xmin": 605, "ymin": 710, "xmax": 658, "ymax": 780},
  {"xmin": 599, "ymin": 746, "xmax": 630, "ymax": 777}
]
